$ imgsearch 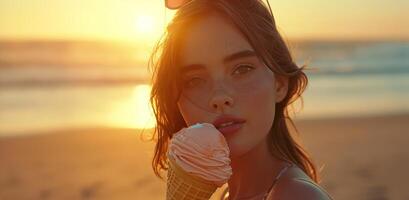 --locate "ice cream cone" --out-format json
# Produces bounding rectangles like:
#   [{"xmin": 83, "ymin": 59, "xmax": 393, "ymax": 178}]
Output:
[{"xmin": 166, "ymin": 157, "xmax": 218, "ymax": 200}]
